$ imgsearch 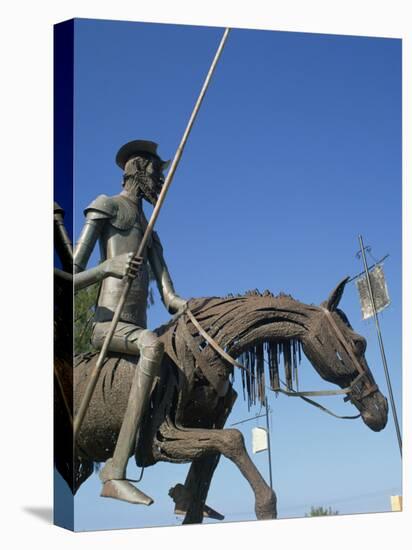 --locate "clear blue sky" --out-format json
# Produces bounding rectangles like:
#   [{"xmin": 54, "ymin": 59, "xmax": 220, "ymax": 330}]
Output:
[{"xmin": 62, "ymin": 18, "xmax": 402, "ymax": 531}]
